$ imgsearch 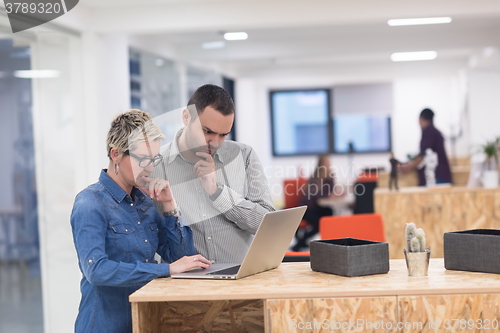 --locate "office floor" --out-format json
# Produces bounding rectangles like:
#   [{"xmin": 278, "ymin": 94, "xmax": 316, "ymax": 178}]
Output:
[{"xmin": 0, "ymin": 261, "xmax": 44, "ymax": 333}]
